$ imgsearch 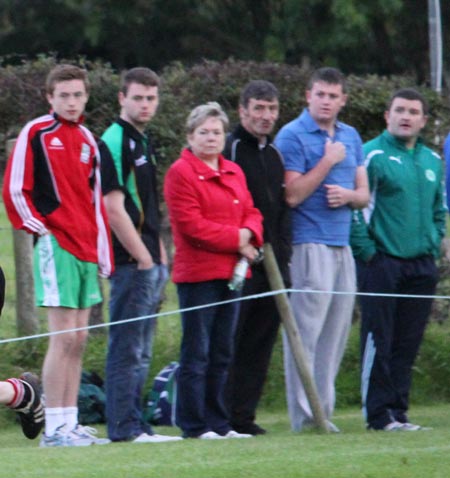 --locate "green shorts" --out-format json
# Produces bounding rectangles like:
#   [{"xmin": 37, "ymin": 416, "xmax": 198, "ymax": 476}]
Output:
[{"xmin": 34, "ymin": 234, "xmax": 102, "ymax": 308}]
